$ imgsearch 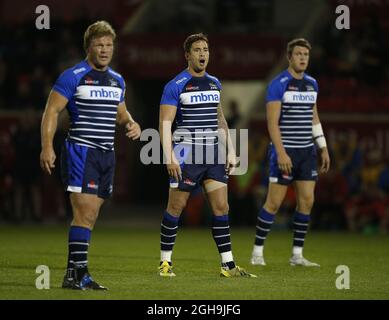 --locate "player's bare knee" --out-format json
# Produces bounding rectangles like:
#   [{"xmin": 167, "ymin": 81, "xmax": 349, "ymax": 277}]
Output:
[
  {"xmin": 167, "ymin": 200, "xmax": 186, "ymax": 216},
  {"xmin": 298, "ymin": 196, "xmax": 314, "ymax": 212},
  {"xmin": 264, "ymin": 201, "xmax": 281, "ymax": 214},
  {"xmin": 73, "ymin": 211, "xmax": 97, "ymax": 229},
  {"xmin": 83, "ymin": 211, "xmax": 98, "ymax": 227},
  {"xmin": 212, "ymin": 202, "xmax": 229, "ymax": 215}
]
